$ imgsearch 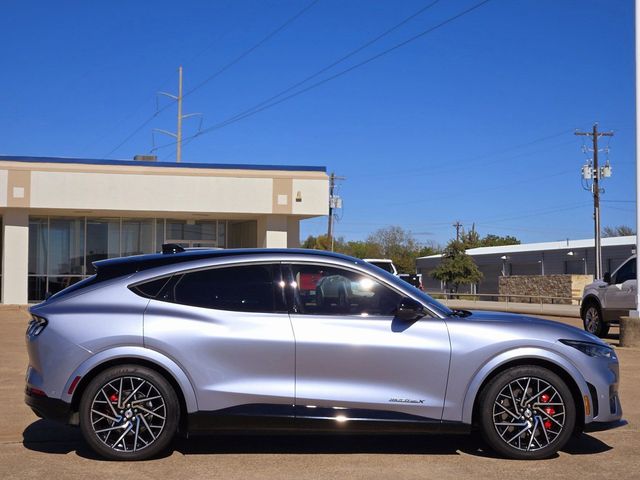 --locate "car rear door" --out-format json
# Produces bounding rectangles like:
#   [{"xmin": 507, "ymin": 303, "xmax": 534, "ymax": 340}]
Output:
[
  {"xmin": 142, "ymin": 262, "xmax": 295, "ymax": 419},
  {"xmin": 284, "ymin": 262, "xmax": 451, "ymax": 425}
]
